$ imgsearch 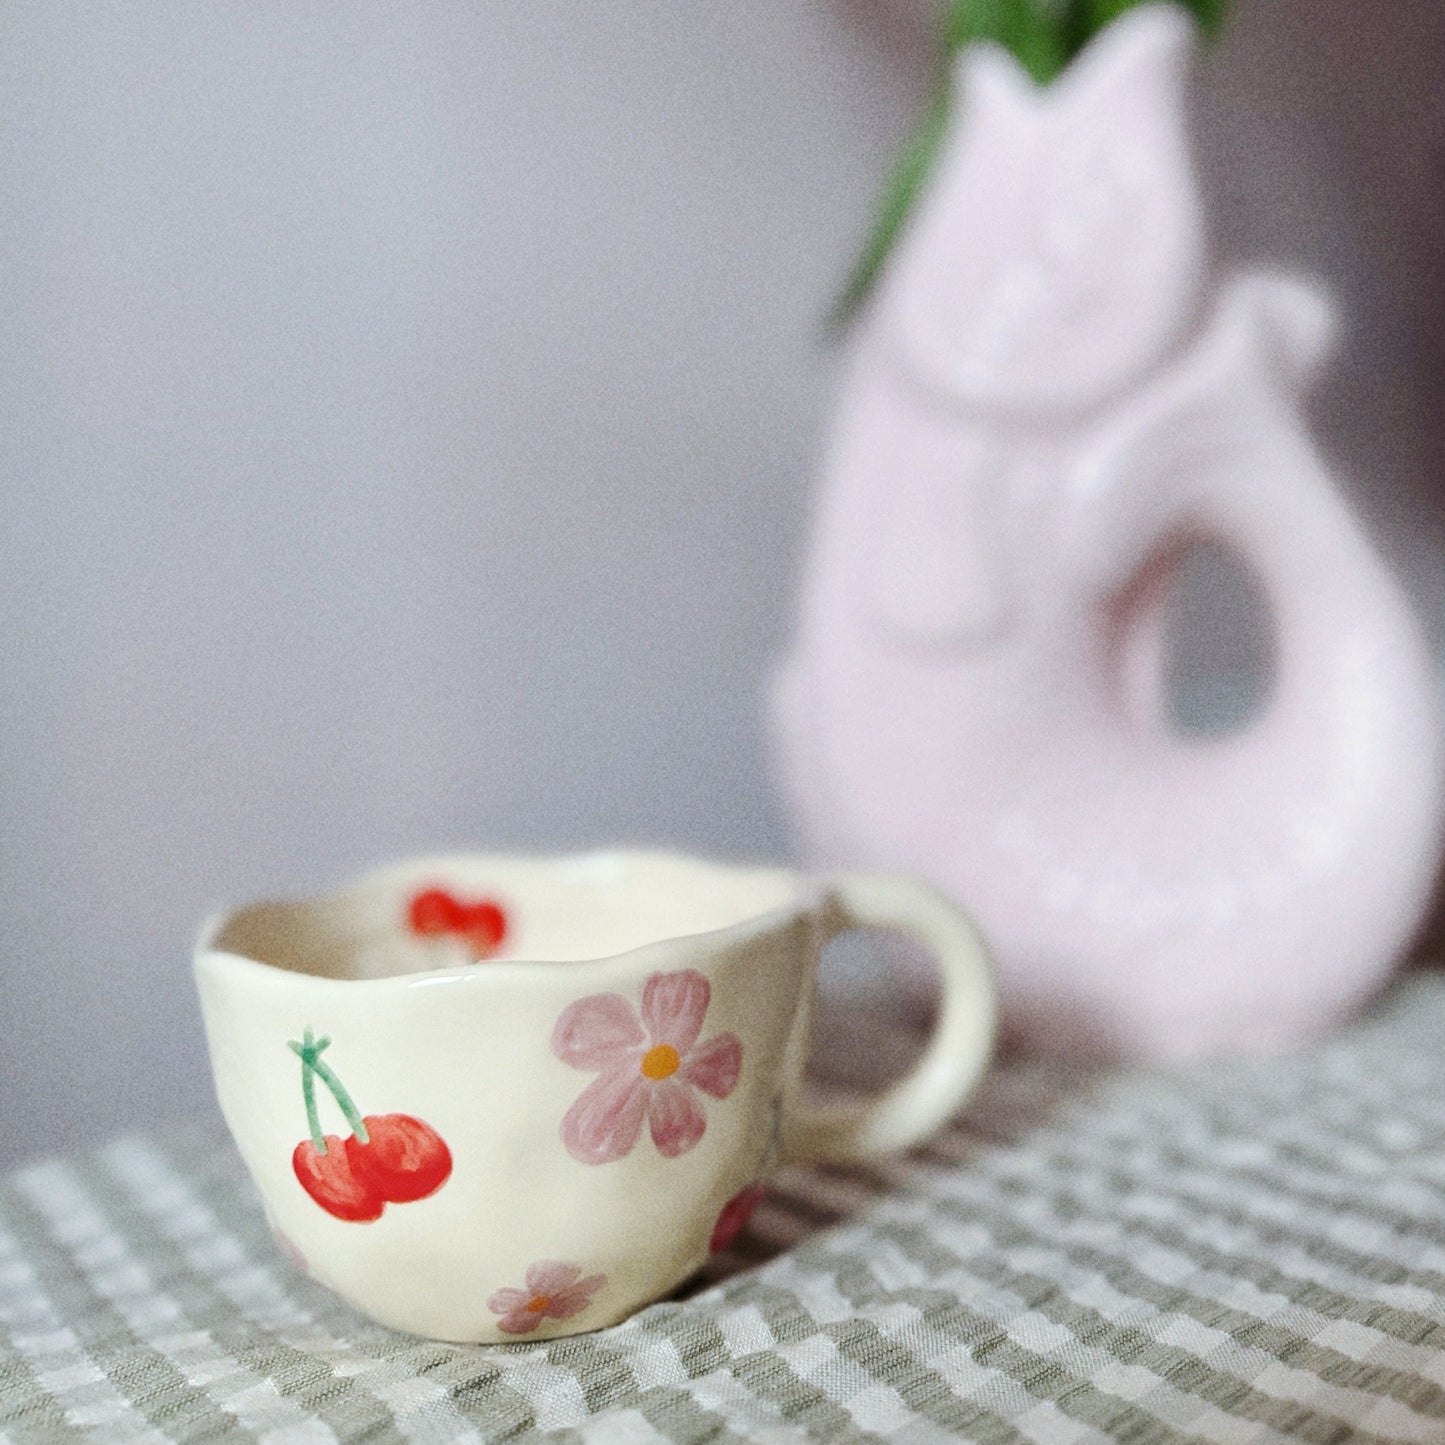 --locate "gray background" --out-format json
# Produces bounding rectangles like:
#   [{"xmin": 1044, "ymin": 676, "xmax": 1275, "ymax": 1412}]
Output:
[{"xmin": 3, "ymin": 1, "xmax": 1443, "ymax": 1167}]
